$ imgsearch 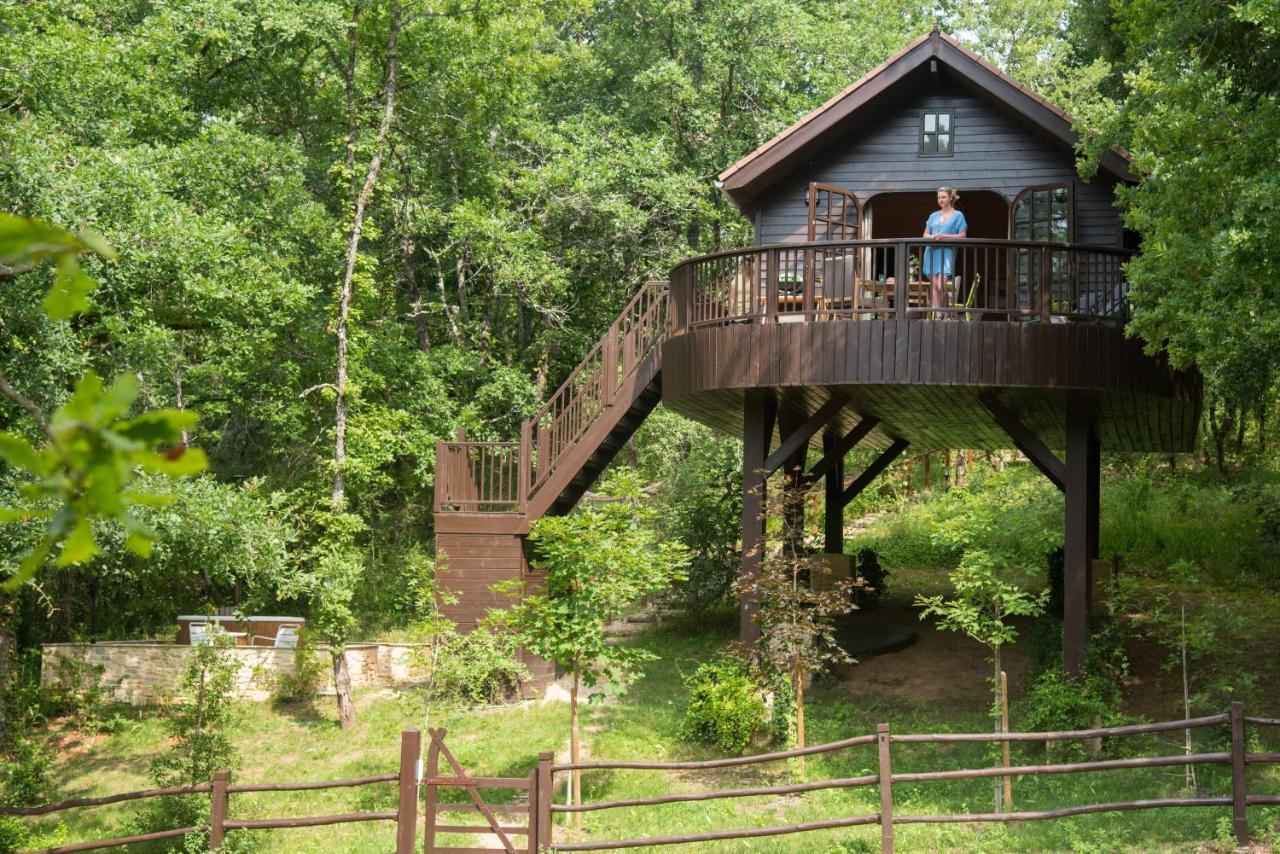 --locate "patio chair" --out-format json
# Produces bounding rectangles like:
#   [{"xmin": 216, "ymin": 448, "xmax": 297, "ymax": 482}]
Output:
[{"xmin": 274, "ymin": 626, "xmax": 301, "ymax": 649}]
